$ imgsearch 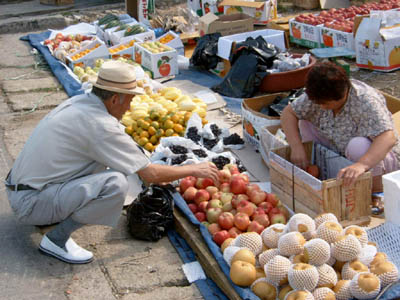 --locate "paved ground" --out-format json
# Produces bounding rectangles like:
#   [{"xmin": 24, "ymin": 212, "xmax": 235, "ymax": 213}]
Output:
[{"xmin": 1, "ymin": 2, "xmax": 400, "ymax": 300}]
